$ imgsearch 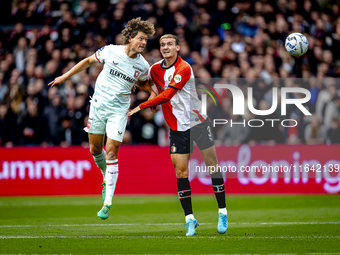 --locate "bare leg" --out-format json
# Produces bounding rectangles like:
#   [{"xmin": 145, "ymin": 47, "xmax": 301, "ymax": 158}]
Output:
[
  {"xmin": 171, "ymin": 153, "xmax": 195, "ymax": 219},
  {"xmin": 89, "ymin": 133, "xmax": 105, "ymax": 156},
  {"xmin": 89, "ymin": 133, "xmax": 106, "ymax": 179}
]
